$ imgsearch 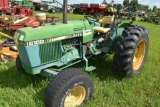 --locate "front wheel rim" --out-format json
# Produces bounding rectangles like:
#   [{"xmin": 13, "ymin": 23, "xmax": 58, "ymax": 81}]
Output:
[
  {"xmin": 64, "ymin": 86, "xmax": 86, "ymax": 107},
  {"xmin": 133, "ymin": 40, "xmax": 146, "ymax": 71}
]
